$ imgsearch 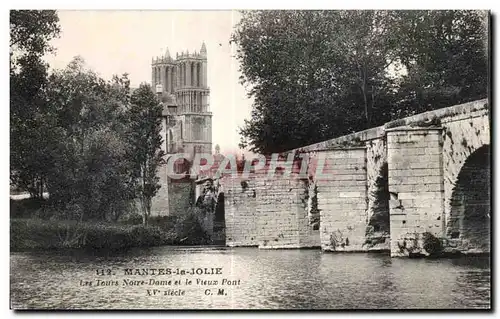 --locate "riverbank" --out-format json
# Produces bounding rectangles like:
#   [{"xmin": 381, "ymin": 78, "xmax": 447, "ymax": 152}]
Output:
[
  {"xmin": 10, "ymin": 196, "xmax": 215, "ymax": 252},
  {"xmin": 10, "ymin": 216, "xmax": 213, "ymax": 252},
  {"xmin": 11, "ymin": 219, "xmax": 149, "ymax": 252}
]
